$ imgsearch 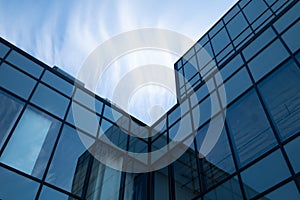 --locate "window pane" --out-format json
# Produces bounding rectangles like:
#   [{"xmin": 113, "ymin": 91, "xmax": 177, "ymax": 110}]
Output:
[
  {"xmin": 0, "ymin": 106, "xmax": 61, "ymax": 178},
  {"xmin": 0, "ymin": 63, "xmax": 36, "ymax": 99},
  {"xmin": 86, "ymin": 158, "xmax": 122, "ymax": 200},
  {"xmin": 183, "ymin": 56, "xmax": 198, "ymax": 81},
  {"xmin": 0, "ymin": 90, "xmax": 24, "ymax": 149},
  {"xmin": 39, "ymin": 186, "xmax": 78, "ymax": 200},
  {"xmin": 248, "ymin": 39, "xmax": 289, "ymax": 81},
  {"xmin": 124, "ymin": 173, "xmax": 148, "ymax": 200},
  {"xmin": 226, "ymin": 12, "xmax": 248, "ymax": 40},
  {"xmin": 220, "ymin": 54, "xmax": 244, "ymax": 82},
  {"xmin": 154, "ymin": 167, "xmax": 169, "ymax": 200},
  {"xmin": 264, "ymin": 181, "xmax": 300, "ymax": 200},
  {"xmin": 196, "ymin": 42, "xmax": 214, "ymax": 71},
  {"xmin": 243, "ymin": 0, "xmax": 268, "ymax": 24},
  {"xmin": 282, "ymin": 20, "xmax": 300, "ymax": 53},
  {"xmin": 31, "ymin": 84, "xmax": 69, "ymax": 118},
  {"xmin": 227, "ymin": 89, "xmax": 277, "ymax": 166},
  {"xmin": 0, "ymin": 166, "xmax": 39, "ymax": 200},
  {"xmin": 6, "ymin": 50, "xmax": 43, "ymax": 77},
  {"xmin": 42, "ymin": 70, "xmax": 74, "ymax": 97},
  {"xmin": 0, "ymin": 42, "xmax": 9, "ymax": 58},
  {"xmin": 284, "ymin": 136, "xmax": 300, "ymax": 173},
  {"xmin": 46, "ymin": 125, "xmax": 95, "ymax": 196},
  {"xmin": 73, "ymin": 88, "xmax": 102, "ymax": 114},
  {"xmin": 67, "ymin": 102, "xmax": 99, "ymax": 137},
  {"xmin": 103, "ymin": 105, "xmax": 122, "ymax": 122},
  {"xmin": 196, "ymin": 115, "xmax": 235, "ymax": 190},
  {"xmin": 221, "ymin": 67, "xmax": 252, "ymax": 106},
  {"xmin": 203, "ymin": 176, "xmax": 243, "ymax": 200},
  {"xmin": 258, "ymin": 60, "xmax": 300, "ymax": 140},
  {"xmin": 211, "ymin": 28, "xmax": 230, "ymax": 56},
  {"xmin": 241, "ymin": 150, "xmax": 291, "ymax": 199}
]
